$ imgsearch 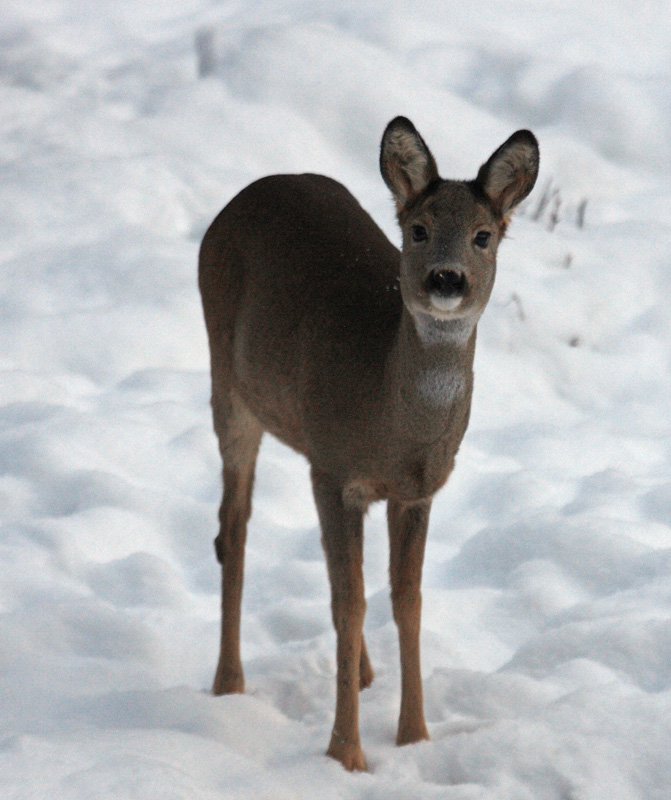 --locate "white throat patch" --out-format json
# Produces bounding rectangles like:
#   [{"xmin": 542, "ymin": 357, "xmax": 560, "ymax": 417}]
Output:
[{"xmin": 417, "ymin": 368, "xmax": 466, "ymax": 407}]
